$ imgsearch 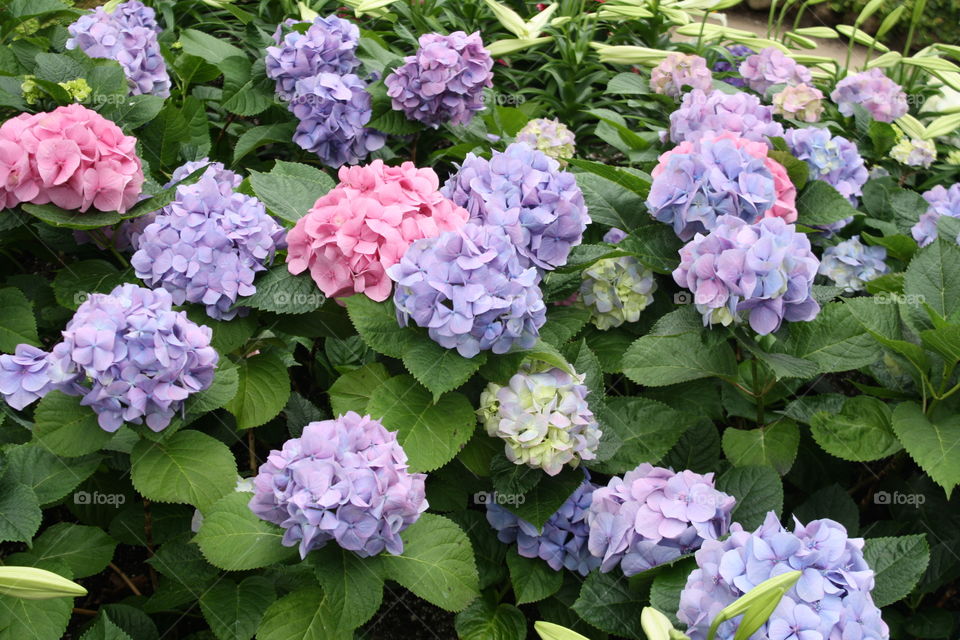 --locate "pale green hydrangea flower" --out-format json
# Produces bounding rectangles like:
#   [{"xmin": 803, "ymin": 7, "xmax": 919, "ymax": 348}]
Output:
[
  {"xmin": 580, "ymin": 255, "xmax": 657, "ymax": 330},
  {"xmin": 515, "ymin": 118, "xmax": 576, "ymax": 166}
]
